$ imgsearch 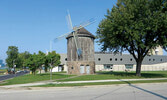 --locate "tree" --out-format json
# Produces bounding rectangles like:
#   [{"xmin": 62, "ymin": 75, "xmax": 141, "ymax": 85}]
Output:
[
  {"xmin": 25, "ymin": 53, "xmax": 38, "ymax": 75},
  {"xmin": 96, "ymin": 0, "xmax": 167, "ymax": 76},
  {"xmin": 18, "ymin": 51, "xmax": 31, "ymax": 69},
  {"xmin": 37, "ymin": 51, "xmax": 45, "ymax": 74},
  {"xmin": 6, "ymin": 46, "xmax": 19, "ymax": 68},
  {"xmin": 44, "ymin": 58, "xmax": 49, "ymax": 72},
  {"xmin": 46, "ymin": 51, "xmax": 61, "ymax": 78}
]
